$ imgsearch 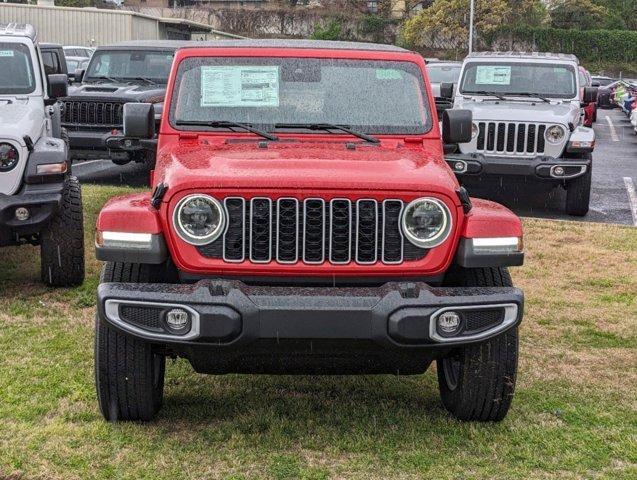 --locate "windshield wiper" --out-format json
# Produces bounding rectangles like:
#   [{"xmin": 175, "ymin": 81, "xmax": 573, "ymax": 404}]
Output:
[
  {"xmin": 463, "ymin": 90, "xmax": 507, "ymax": 101},
  {"xmin": 124, "ymin": 76, "xmax": 156, "ymax": 85},
  {"xmin": 90, "ymin": 75, "xmax": 119, "ymax": 84},
  {"xmin": 274, "ymin": 123, "xmax": 380, "ymax": 144},
  {"xmin": 507, "ymin": 92, "xmax": 552, "ymax": 103},
  {"xmin": 175, "ymin": 120, "xmax": 279, "ymax": 141}
]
